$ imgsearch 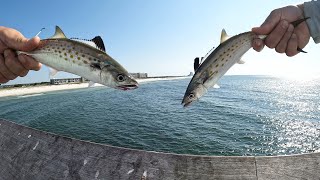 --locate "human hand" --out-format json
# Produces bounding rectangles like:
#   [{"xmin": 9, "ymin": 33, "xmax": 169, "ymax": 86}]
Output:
[
  {"xmin": 252, "ymin": 5, "xmax": 310, "ymax": 57},
  {"xmin": 0, "ymin": 26, "xmax": 41, "ymax": 83}
]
